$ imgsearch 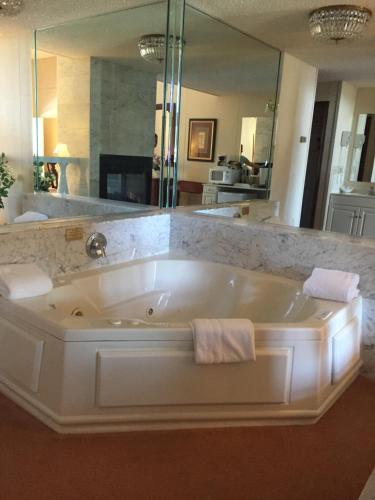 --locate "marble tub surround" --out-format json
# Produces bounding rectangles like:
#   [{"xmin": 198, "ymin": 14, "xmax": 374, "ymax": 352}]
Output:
[
  {"xmin": 0, "ymin": 212, "xmax": 170, "ymax": 278},
  {"xmin": 194, "ymin": 200, "xmax": 280, "ymax": 222},
  {"xmin": 22, "ymin": 193, "xmax": 153, "ymax": 220},
  {"xmin": 170, "ymin": 212, "xmax": 375, "ymax": 347},
  {"xmin": 0, "ymin": 203, "xmax": 374, "ymax": 376}
]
